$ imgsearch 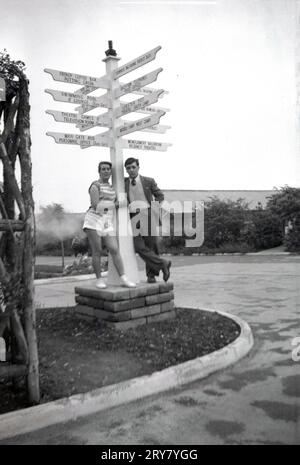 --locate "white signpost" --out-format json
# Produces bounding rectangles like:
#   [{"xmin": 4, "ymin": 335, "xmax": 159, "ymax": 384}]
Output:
[
  {"xmin": 44, "ymin": 68, "xmax": 110, "ymax": 89},
  {"xmin": 115, "ymin": 68, "xmax": 163, "ymax": 98},
  {"xmin": 46, "ymin": 131, "xmax": 111, "ymax": 148},
  {"xmin": 45, "ymin": 89, "xmax": 111, "ymax": 108},
  {"xmin": 45, "ymin": 42, "xmax": 171, "ymax": 285},
  {"xmin": 46, "ymin": 110, "xmax": 110, "ymax": 128},
  {"xmin": 117, "ymin": 111, "xmax": 165, "ymax": 137}
]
